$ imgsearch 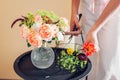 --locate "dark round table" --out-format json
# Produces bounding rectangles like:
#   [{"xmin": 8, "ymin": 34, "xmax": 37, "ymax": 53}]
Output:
[{"xmin": 14, "ymin": 48, "xmax": 92, "ymax": 80}]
